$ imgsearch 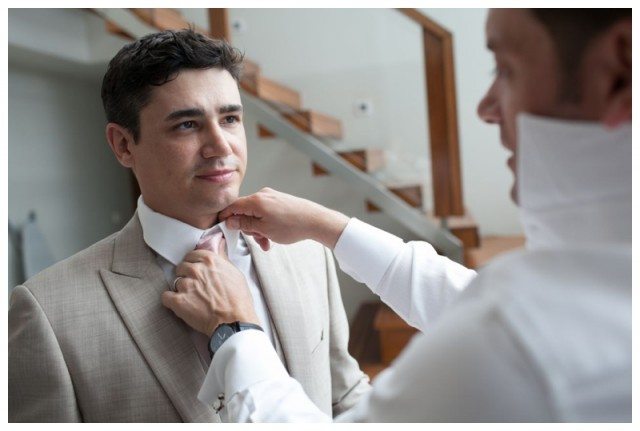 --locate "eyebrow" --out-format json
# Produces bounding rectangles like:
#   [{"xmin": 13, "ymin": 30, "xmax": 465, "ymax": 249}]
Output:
[
  {"xmin": 164, "ymin": 104, "xmax": 243, "ymax": 122},
  {"xmin": 219, "ymin": 104, "xmax": 243, "ymax": 114},
  {"xmin": 164, "ymin": 108, "xmax": 205, "ymax": 122}
]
